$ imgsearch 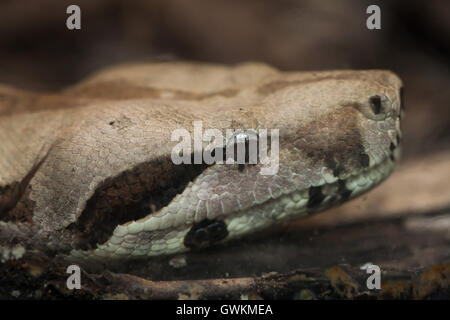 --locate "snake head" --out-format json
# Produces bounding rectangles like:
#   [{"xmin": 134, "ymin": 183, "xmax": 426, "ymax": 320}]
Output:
[
  {"xmin": 67, "ymin": 68, "xmax": 403, "ymax": 262},
  {"xmin": 0, "ymin": 63, "xmax": 403, "ymax": 263}
]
